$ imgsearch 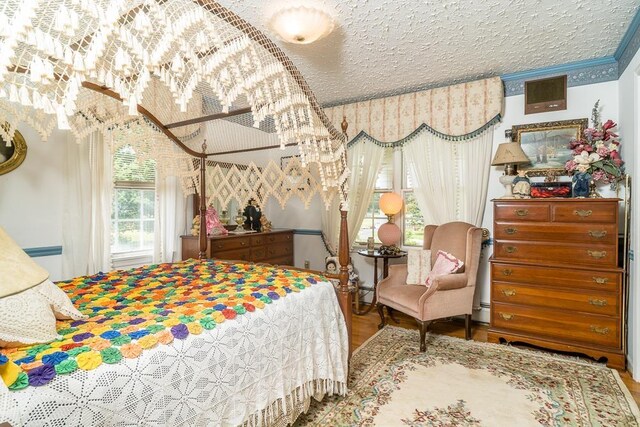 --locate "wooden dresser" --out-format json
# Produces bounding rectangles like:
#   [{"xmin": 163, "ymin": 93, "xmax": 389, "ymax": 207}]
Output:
[
  {"xmin": 181, "ymin": 229, "xmax": 294, "ymax": 266},
  {"xmin": 488, "ymin": 199, "xmax": 625, "ymax": 369}
]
